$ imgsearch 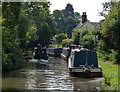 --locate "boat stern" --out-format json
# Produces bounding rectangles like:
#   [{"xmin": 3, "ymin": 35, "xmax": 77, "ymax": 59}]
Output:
[{"xmin": 69, "ymin": 67, "xmax": 103, "ymax": 78}]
